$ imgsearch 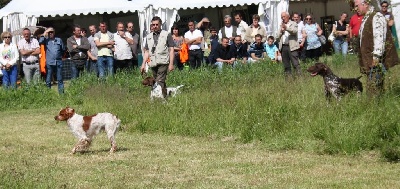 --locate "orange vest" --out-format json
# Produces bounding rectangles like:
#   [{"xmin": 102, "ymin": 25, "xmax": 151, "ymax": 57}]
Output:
[
  {"xmin": 39, "ymin": 44, "xmax": 46, "ymax": 75},
  {"xmin": 179, "ymin": 43, "xmax": 189, "ymax": 63}
]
